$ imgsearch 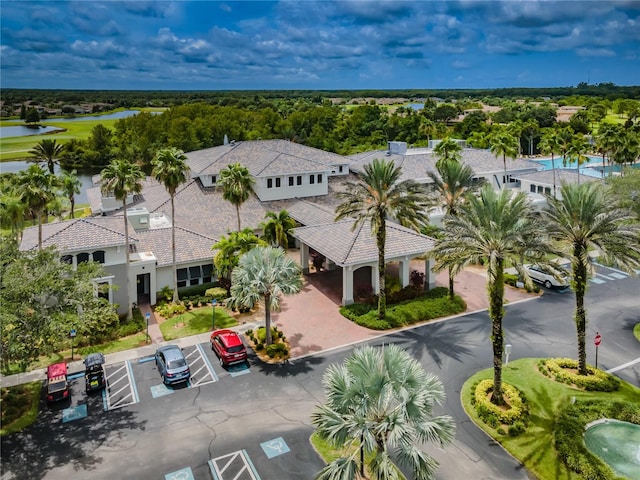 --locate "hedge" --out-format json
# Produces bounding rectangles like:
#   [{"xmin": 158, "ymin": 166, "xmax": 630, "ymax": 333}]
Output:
[
  {"xmin": 555, "ymin": 400, "xmax": 640, "ymax": 479},
  {"xmin": 538, "ymin": 358, "xmax": 620, "ymax": 392},
  {"xmin": 472, "ymin": 379, "xmax": 528, "ymax": 432},
  {"xmin": 340, "ymin": 287, "xmax": 466, "ymax": 330}
]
